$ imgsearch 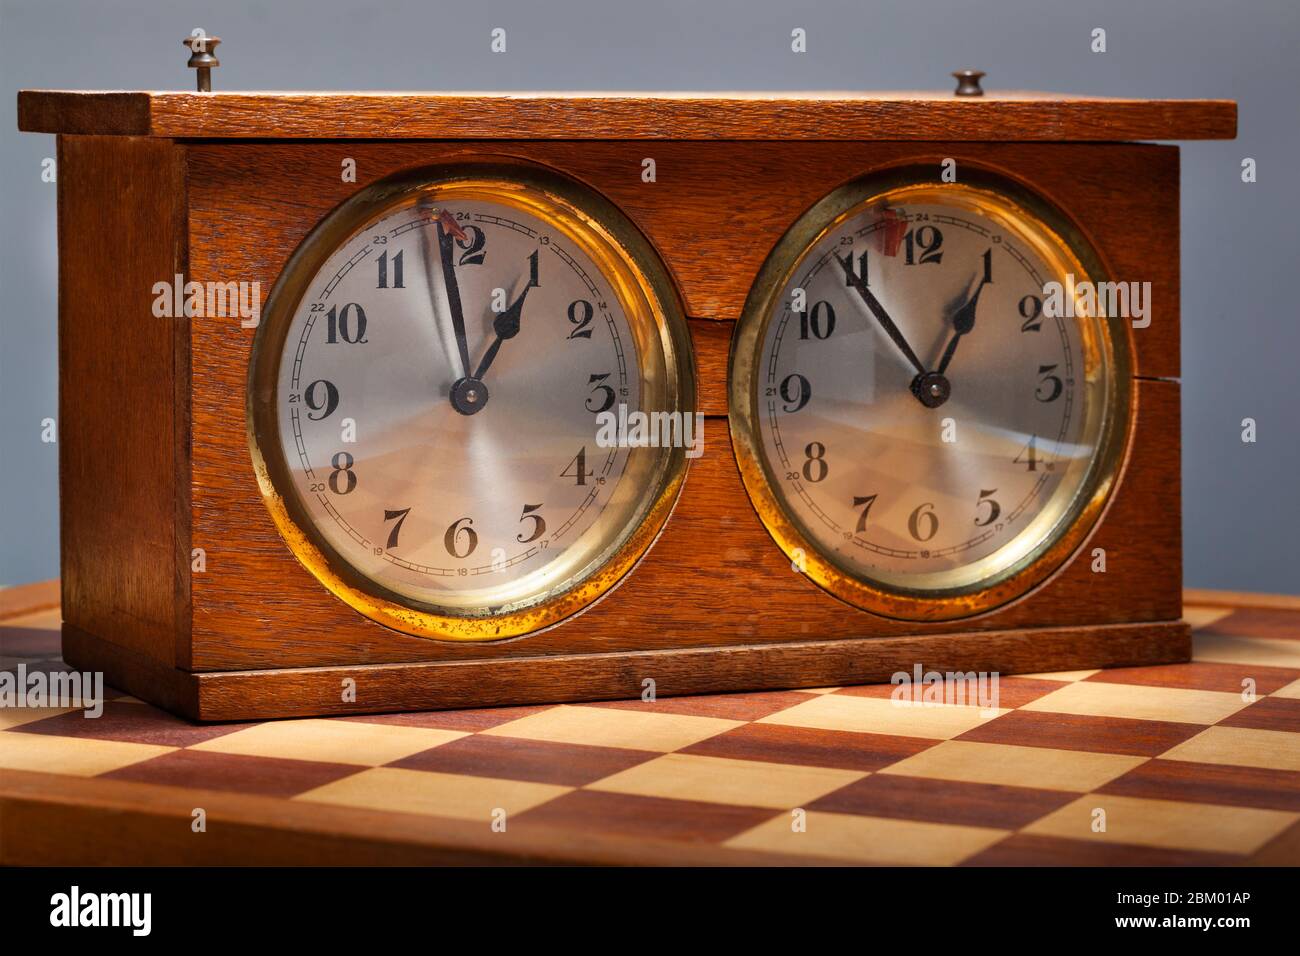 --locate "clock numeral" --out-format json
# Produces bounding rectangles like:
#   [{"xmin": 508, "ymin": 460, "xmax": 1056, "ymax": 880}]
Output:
[
  {"xmin": 1015, "ymin": 435, "xmax": 1039, "ymax": 472},
  {"xmin": 328, "ymin": 452, "xmax": 356, "ymax": 495},
  {"xmin": 525, "ymin": 249, "xmax": 541, "ymax": 288},
  {"xmin": 383, "ymin": 507, "xmax": 411, "ymax": 548},
  {"xmin": 562, "ymin": 446, "xmax": 594, "ymax": 486},
  {"xmin": 517, "ymin": 503, "xmax": 546, "ymax": 544},
  {"xmin": 444, "ymin": 516, "xmax": 478, "ymax": 559},
  {"xmin": 456, "ymin": 226, "xmax": 486, "ymax": 266},
  {"xmin": 567, "ymin": 299, "xmax": 594, "ymax": 339},
  {"xmin": 304, "ymin": 379, "xmax": 339, "ymax": 420},
  {"xmin": 802, "ymin": 442, "xmax": 828, "ymax": 483},
  {"xmin": 903, "ymin": 226, "xmax": 944, "ymax": 265},
  {"xmin": 974, "ymin": 489, "xmax": 1001, "ymax": 527},
  {"xmin": 325, "ymin": 303, "xmax": 368, "ymax": 344},
  {"xmin": 852, "ymin": 494, "xmax": 877, "ymax": 534},
  {"xmin": 981, "ymin": 247, "xmax": 993, "ymax": 283},
  {"xmin": 586, "ymin": 373, "xmax": 616, "ymax": 413},
  {"xmin": 778, "ymin": 373, "xmax": 811, "ymax": 413},
  {"xmin": 1035, "ymin": 364, "xmax": 1064, "ymax": 403},
  {"xmin": 1019, "ymin": 294, "xmax": 1044, "ymax": 333},
  {"xmin": 837, "ymin": 248, "xmax": 870, "ymax": 288},
  {"xmin": 376, "ymin": 249, "xmax": 404, "ymax": 289},
  {"xmin": 798, "ymin": 301, "xmax": 836, "ymax": 340},
  {"xmin": 908, "ymin": 502, "xmax": 939, "ymax": 542}
]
